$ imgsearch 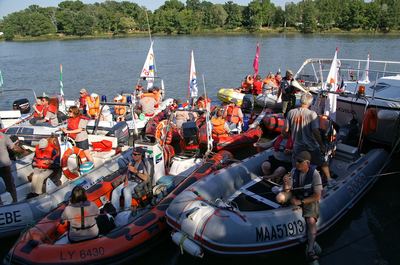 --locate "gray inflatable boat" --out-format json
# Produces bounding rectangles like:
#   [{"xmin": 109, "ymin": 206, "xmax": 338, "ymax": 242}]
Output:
[{"xmin": 166, "ymin": 144, "xmax": 388, "ymax": 257}]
